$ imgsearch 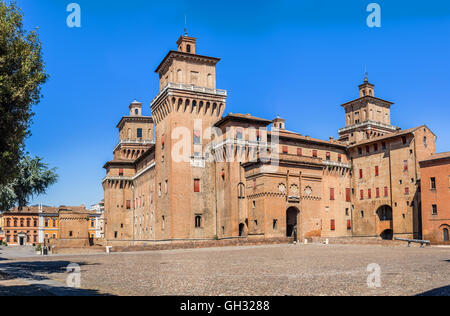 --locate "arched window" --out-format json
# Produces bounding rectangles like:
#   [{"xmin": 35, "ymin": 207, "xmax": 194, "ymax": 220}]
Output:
[
  {"xmin": 444, "ymin": 228, "xmax": 449, "ymax": 242},
  {"xmin": 135, "ymin": 109, "xmax": 139, "ymax": 115},
  {"xmin": 186, "ymin": 44, "xmax": 191, "ymax": 53},
  {"xmin": 177, "ymin": 69, "xmax": 183, "ymax": 82},
  {"xmin": 195, "ymin": 215, "xmax": 202, "ymax": 228}
]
